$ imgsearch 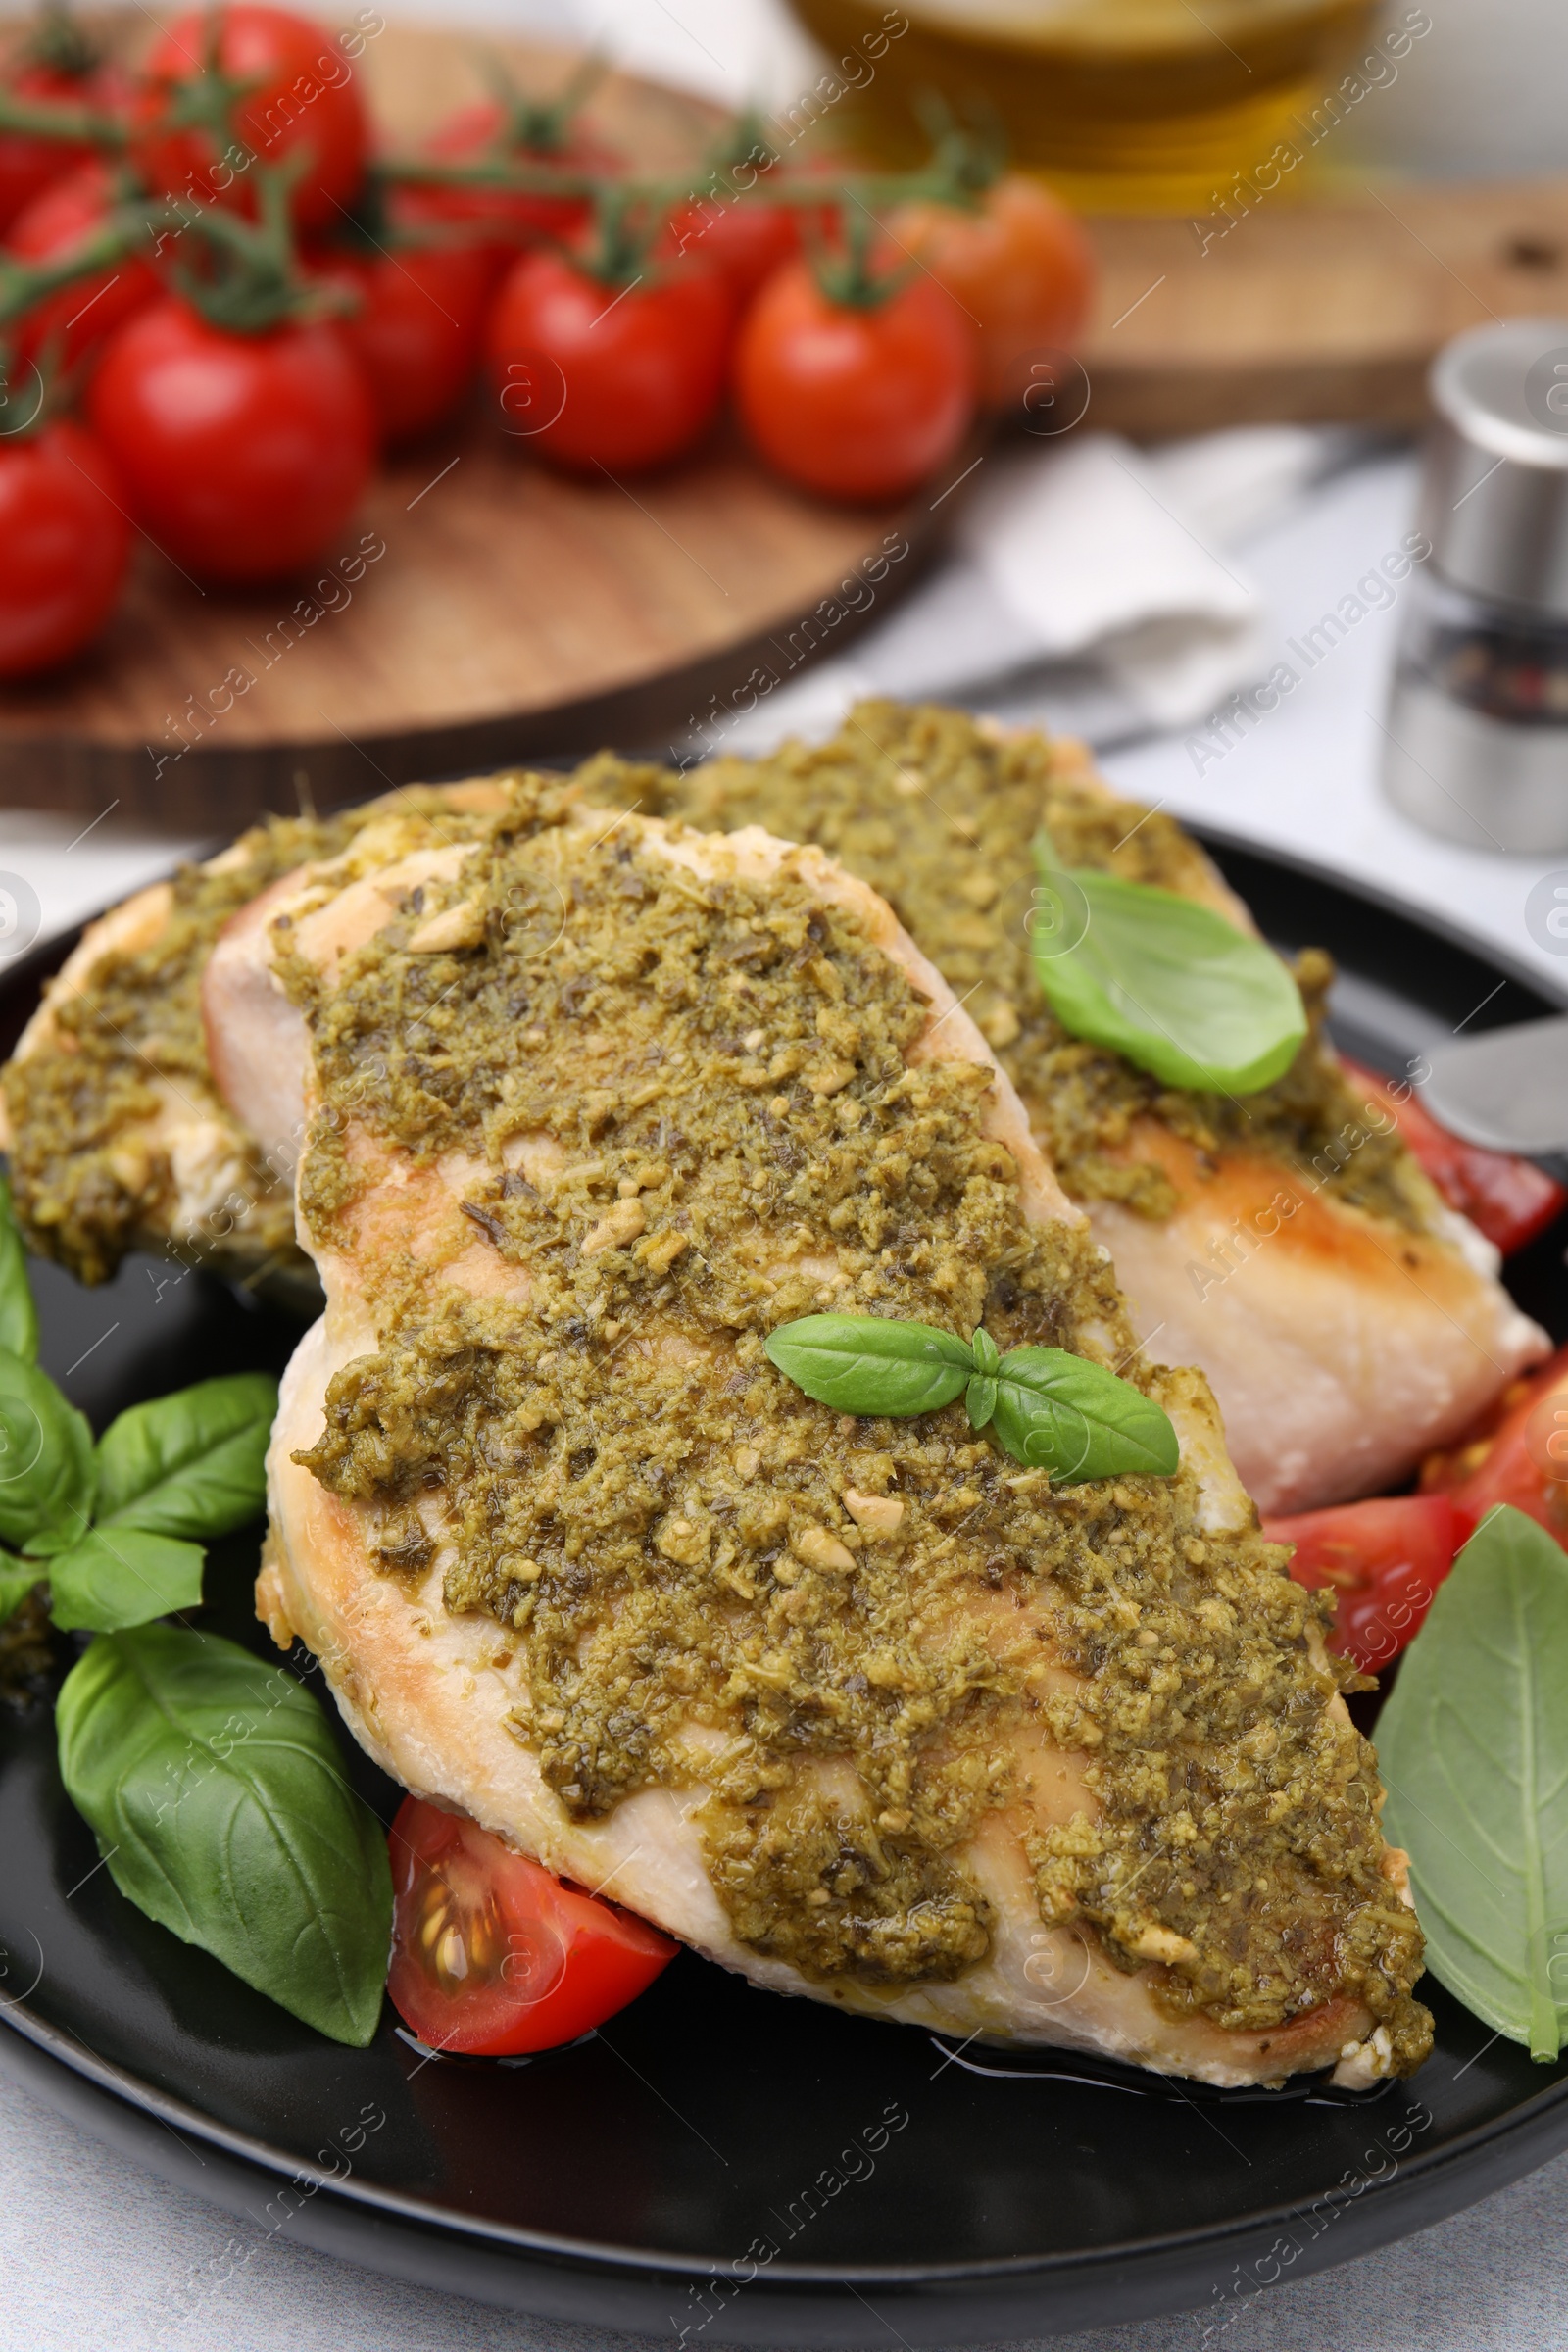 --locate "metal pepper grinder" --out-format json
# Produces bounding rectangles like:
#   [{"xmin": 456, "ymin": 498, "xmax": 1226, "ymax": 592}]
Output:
[{"xmin": 1382, "ymin": 316, "xmax": 1568, "ymax": 853}]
